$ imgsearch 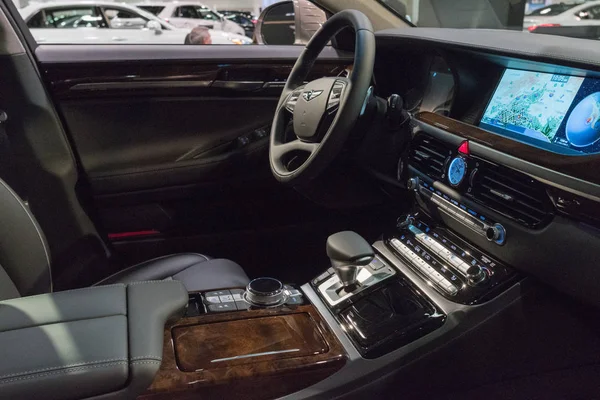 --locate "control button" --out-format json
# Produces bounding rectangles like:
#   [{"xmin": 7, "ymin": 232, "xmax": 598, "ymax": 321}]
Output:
[
  {"xmin": 230, "ymin": 288, "xmax": 245, "ymax": 301},
  {"xmin": 232, "ymin": 293, "xmax": 243, "ymax": 301},
  {"xmin": 486, "ymin": 223, "xmax": 506, "ymax": 245},
  {"xmin": 438, "ymin": 248, "xmax": 453, "ymax": 259},
  {"xmin": 370, "ymin": 258, "xmax": 386, "ymax": 271},
  {"xmin": 245, "ymin": 277, "xmax": 286, "ymax": 307},
  {"xmin": 219, "ymin": 294, "xmax": 234, "ymax": 303},
  {"xmin": 235, "ymin": 300, "xmax": 250, "ymax": 310},
  {"xmin": 204, "ymin": 296, "xmax": 221, "ymax": 304},
  {"xmin": 285, "ymin": 296, "xmax": 303, "ymax": 306},
  {"xmin": 205, "ymin": 290, "xmax": 231, "ymax": 297},
  {"xmin": 479, "ymin": 254, "xmax": 497, "ymax": 268},
  {"xmin": 467, "ymin": 265, "xmax": 487, "ymax": 285},
  {"xmin": 431, "ymin": 271, "xmax": 446, "ymax": 283},
  {"xmin": 422, "ymin": 264, "xmax": 436, "ymax": 275},
  {"xmin": 443, "ymin": 282, "xmax": 458, "ymax": 295},
  {"xmin": 407, "ymin": 177, "xmax": 419, "ymax": 190},
  {"xmin": 408, "ymin": 225, "xmax": 422, "ymax": 235},
  {"xmin": 208, "ymin": 302, "xmax": 236, "ymax": 312}
]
